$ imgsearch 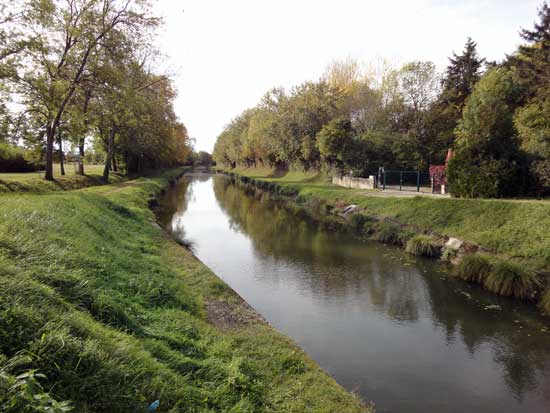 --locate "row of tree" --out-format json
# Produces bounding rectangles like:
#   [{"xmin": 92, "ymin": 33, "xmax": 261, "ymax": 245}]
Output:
[
  {"xmin": 214, "ymin": 2, "xmax": 550, "ymax": 198},
  {"xmin": 0, "ymin": 0, "xmax": 192, "ymax": 180}
]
